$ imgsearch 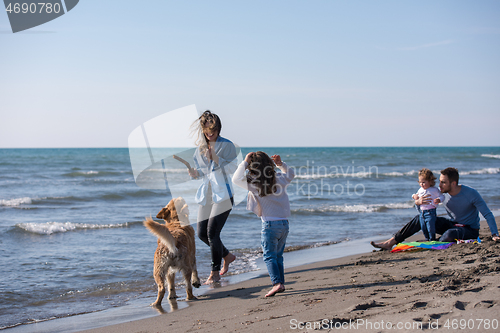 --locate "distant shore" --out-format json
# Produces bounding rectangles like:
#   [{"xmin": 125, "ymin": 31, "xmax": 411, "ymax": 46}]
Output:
[{"xmin": 77, "ymin": 218, "xmax": 500, "ymax": 333}]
